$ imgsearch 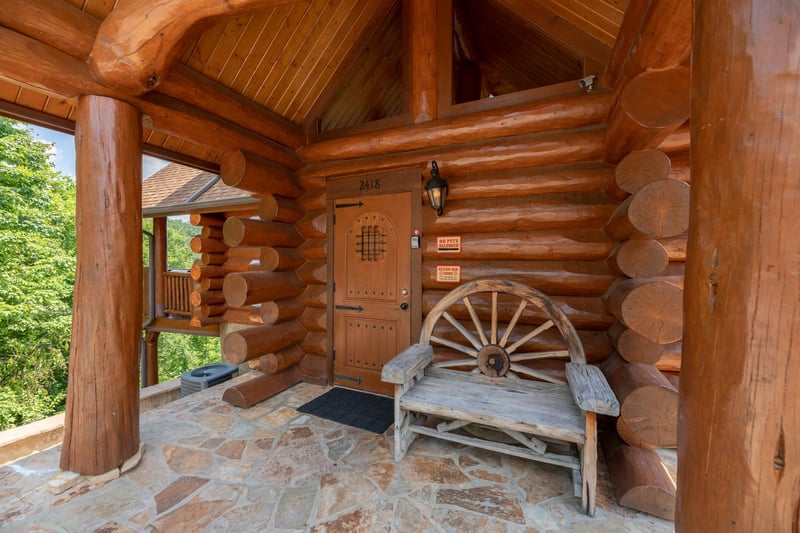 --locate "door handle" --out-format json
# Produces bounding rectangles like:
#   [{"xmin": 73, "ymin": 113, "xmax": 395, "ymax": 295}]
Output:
[{"xmin": 400, "ymin": 302, "xmax": 409, "ymax": 310}]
